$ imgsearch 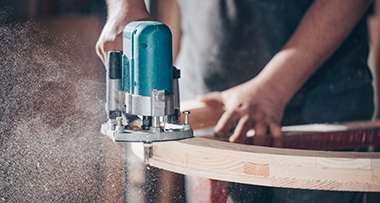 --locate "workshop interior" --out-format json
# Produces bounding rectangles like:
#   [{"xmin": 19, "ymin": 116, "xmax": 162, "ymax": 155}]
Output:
[{"xmin": 0, "ymin": 0, "xmax": 380, "ymax": 202}]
